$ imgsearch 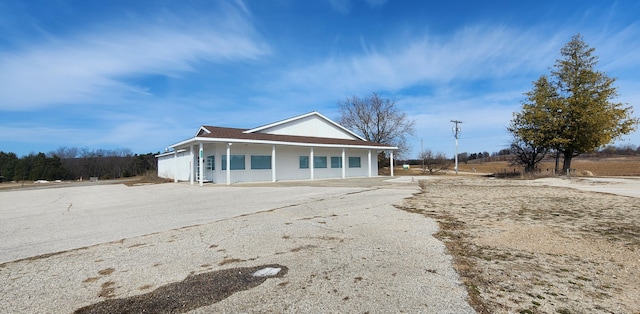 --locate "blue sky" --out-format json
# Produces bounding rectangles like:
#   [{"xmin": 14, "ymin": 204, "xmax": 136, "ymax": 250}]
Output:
[{"xmin": 1, "ymin": 0, "xmax": 639, "ymax": 158}]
